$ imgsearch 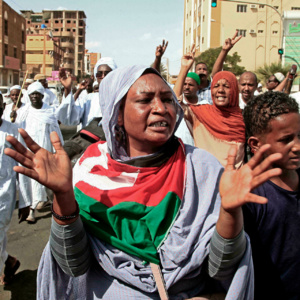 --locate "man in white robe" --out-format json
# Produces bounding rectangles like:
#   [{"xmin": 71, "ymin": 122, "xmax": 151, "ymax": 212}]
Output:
[
  {"xmin": 15, "ymin": 82, "xmax": 63, "ymax": 222},
  {"xmin": 22, "ymin": 74, "xmax": 59, "ymax": 109},
  {"xmin": 0, "ymin": 95, "xmax": 31, "ymax": 284},
  {"xmin": 56, "ymin": 57, "xmax": 117, "ymax": 128},
  {"xmin": 3, "ymin": 85, "xmax": 24, "ymax": 122}
]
